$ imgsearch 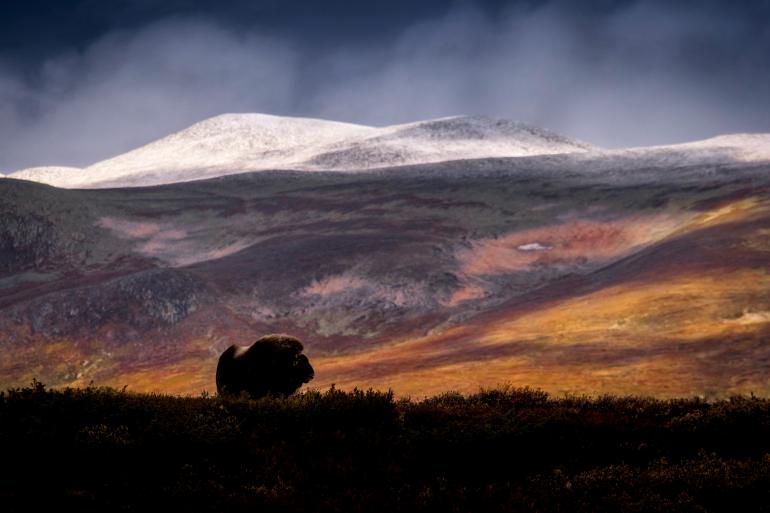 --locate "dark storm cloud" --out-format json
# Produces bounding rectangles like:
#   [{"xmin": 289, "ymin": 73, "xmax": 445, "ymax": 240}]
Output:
[{"xmin": 1, "ymin": 0, "xmax": 769, "ymax": 171}]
